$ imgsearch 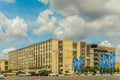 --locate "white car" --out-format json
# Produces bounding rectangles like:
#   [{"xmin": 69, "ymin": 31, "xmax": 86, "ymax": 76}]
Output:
[
  {"xmin": 17, "ymin": 72, "xmax": 31, "ymax": 77},
  {"xmin": 0, "ymin": 73, "xmax": 5, "ymax": 79},
  {"xmin": 49, "ymin": 72, "xmax": 58, "ymax": 76}
]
